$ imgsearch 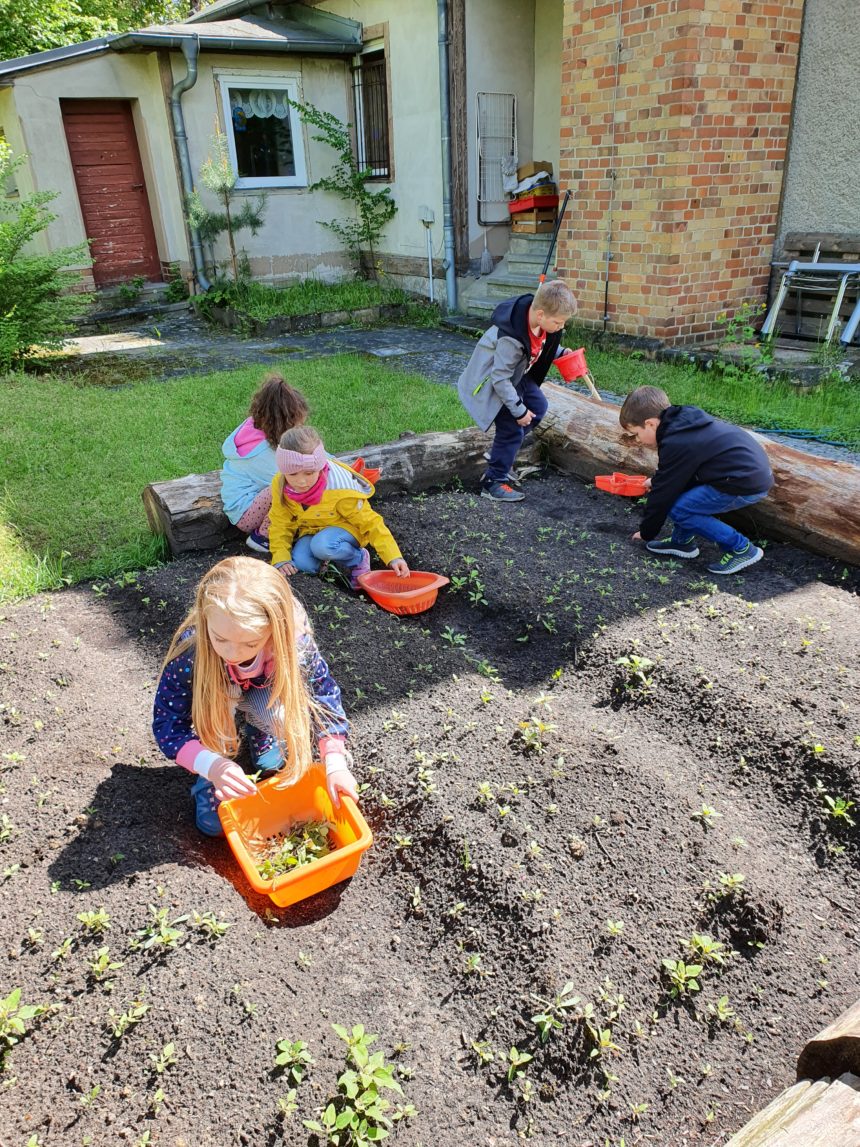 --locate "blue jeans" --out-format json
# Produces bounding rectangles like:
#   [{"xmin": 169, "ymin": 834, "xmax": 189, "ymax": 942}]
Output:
[
  {"xmin": 290, "ymin": 527, "xmax": 363, "ymax": 573},
  {"xmin": 668, "ymin": 485, "xmax": 768, "ymax": 552},
  {"xmin": 485, "ymin": 378, "xmax": 548, "ymax": 483}
]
